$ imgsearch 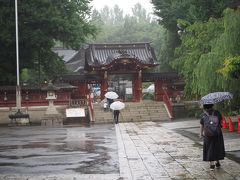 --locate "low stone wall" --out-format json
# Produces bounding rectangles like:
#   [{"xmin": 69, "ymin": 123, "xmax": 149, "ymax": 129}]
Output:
[
  {"xmin": 0, "ymin": 106, "xmax": 67, "ymax": 125},
  {"xmin": 173, "ymin": 101, "xmax": 201, "ymax": 119}
]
